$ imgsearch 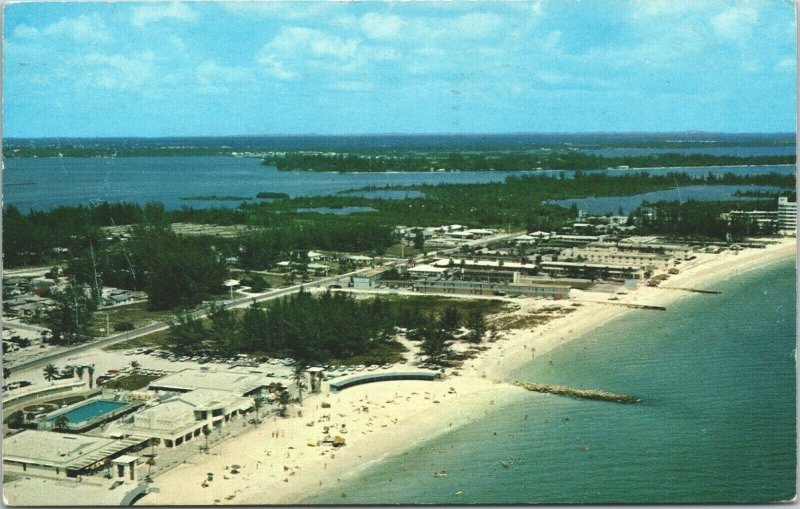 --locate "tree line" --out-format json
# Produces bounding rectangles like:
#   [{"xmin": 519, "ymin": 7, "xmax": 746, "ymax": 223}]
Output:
[
  {"xmin": 166, "ymin": 291, "xmax": 494, "ymax": 365},
  {"xmin": 263, "ymin": 151, "xmax": 795, "ymax": 173}
]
